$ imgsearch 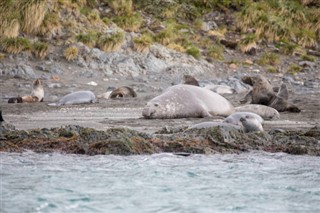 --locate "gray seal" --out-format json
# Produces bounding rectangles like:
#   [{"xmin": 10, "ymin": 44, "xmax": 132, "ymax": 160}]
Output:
[
  {"xmin": 224, "ymin": 112, "xmax": 264, "ymax": 126},
  {"xmin": 48, "ymin": 91, "xmax": 96, "ymax": 106},
  {"xmin": 142, "ymin": 84, "xmax": 234, "ymax": 119},
  {"xmin": 186, "ymin": 121, "xmax": 242, "ymax": 131},
  {"xmin": 239, "ymin": 117, "xmax": 263, "ymax": 133},
  {"xmin": 235, "ymin": 104, "xmax": 280, "ymax": 120}
]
